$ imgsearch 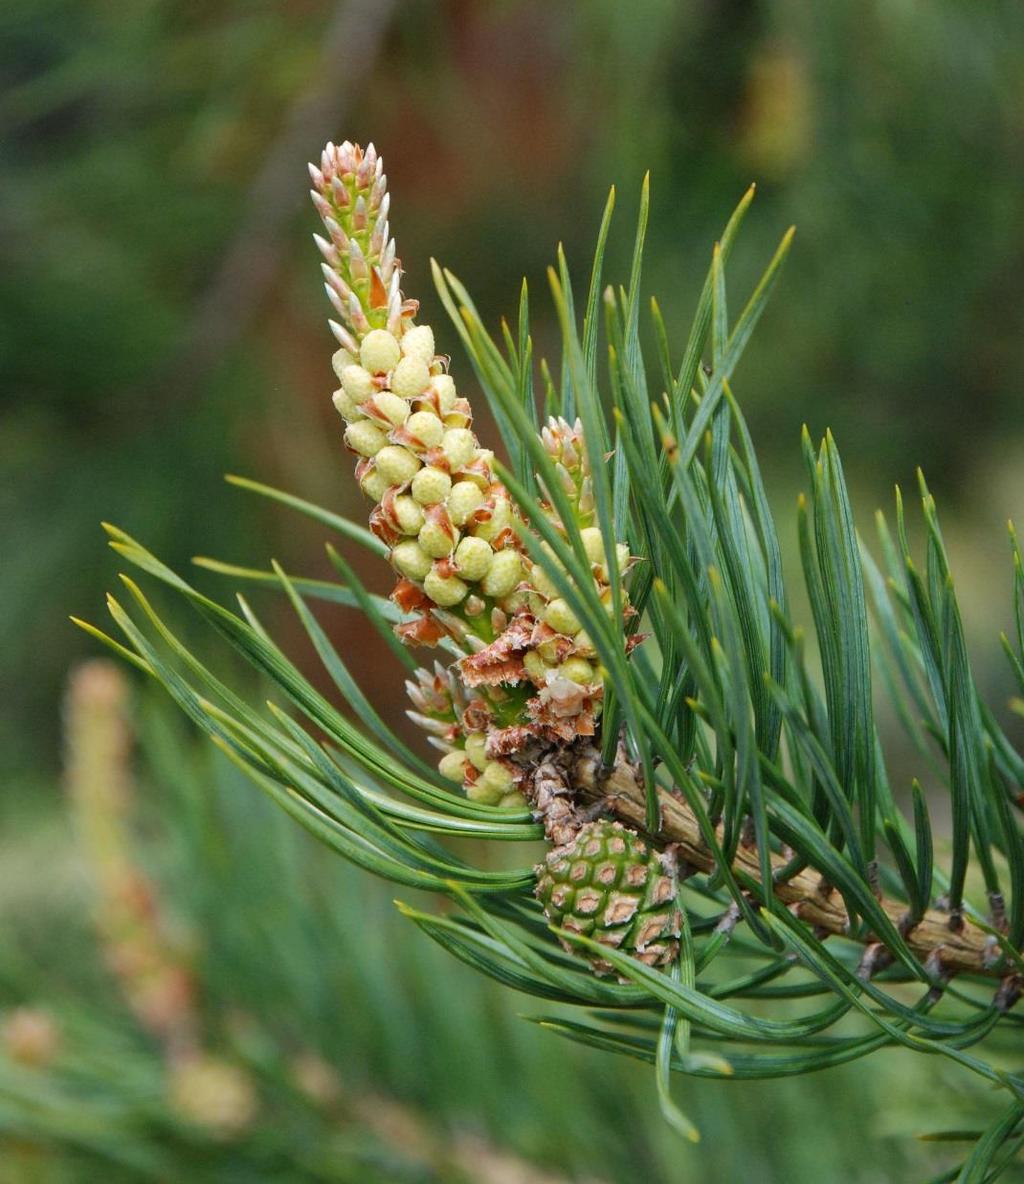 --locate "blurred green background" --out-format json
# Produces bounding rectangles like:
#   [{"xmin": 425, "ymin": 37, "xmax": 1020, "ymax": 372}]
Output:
[{"xmin": 3, "ymin": 1, "xmax": 1024, "ymax": 1179}]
